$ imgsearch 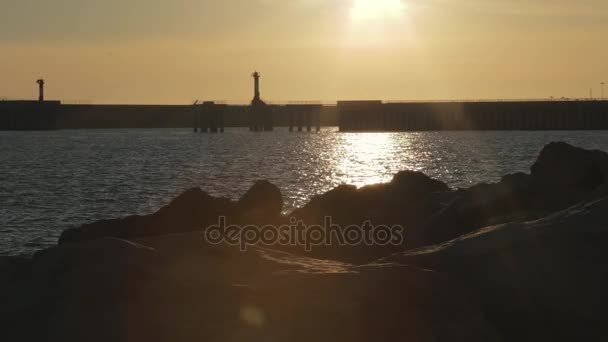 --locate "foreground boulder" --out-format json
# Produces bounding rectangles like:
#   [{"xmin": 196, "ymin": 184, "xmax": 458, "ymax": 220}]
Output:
[
  {"xmin": 530, "ymin": 141, "xmax": 608, "ymax": 206},
  {"xmin": 423, "ymin": 142, "xmax": 608, "ymax": 246},
  {"xmin": 383, "ymin": 196, "xmax": 608, "ymax": 341},
  {"xmin": 5, "ymin": 236, "xmax": 498, "ymax": 342},
  {"xmin": 0, "ymin": 256, "xmax": 32, "ymax": 337},
  {"xmin": 2, "ymin": 238, "xmax": 159, "ymax": 341}
]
